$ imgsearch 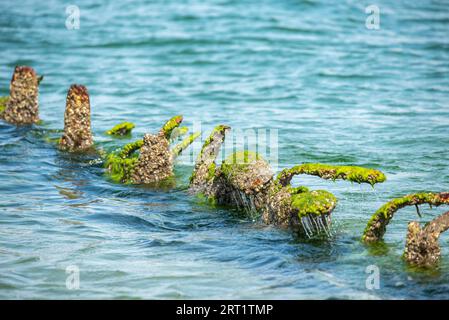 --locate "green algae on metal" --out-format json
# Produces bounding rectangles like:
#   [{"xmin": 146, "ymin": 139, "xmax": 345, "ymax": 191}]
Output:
[
  {"xmin": 220, "ymin": 150, "xmax": 273, "ymax": 197},
  {"xmin": 207, "ymin": 162, "xmax": 216, "ymax": 181},
  {"xmin": 118, "ymin": 139, "xmax": 143, "ymax": 159},
  {"xmin": 189, "ymin": 125, "xmax": 230, "ymax": 184},
  {"xmin": 220, "ymin": 150, "xmax": 262, "ymax": 178},
  {"xmin": 202, "ymin": 125, "xmax": 230, "ymax": 149},
  {"xmin": 161, "ymin": 115, "xmax": 183, "ymax": 139},
  {"xmin": 291, "ymin": 190, "xmax": 337, "ymax": 217},
  {"xmin": 0, "ymin": 96, "xmax": 8, "ymax": 115},
  {"xmin": 276, "ymin": 163, "xmax": 386, "ymax": 187},
  {"xmin": 169, "ymin": 126, "xmax": 189, "ymax": 141},
  {"xmin": 105, "ymin": 153, "xmax": 139, "ymax": 183},
  {"xmin": 362, "ymin": 192, "xmax": 449, "ymax": 243},
  {"xmin": 105, "ymin": 139, "xmax": 143, "ymax": 183},
  {"xmin": 104, "ymin": 115, "xmax": 198, "ymax": 185},
  {"xmin": 106, "ymin": 122, "xmax": 135, "ymax": 136},
  {"xmin": 195, "ymin": 192, "xmax": 218, "ymax": 207},
  {"xmin": 172, "ymin": 132, "xmax": 200, "ymax": 157},
  {"xmin": 45, "ymin": 136, "xmax": 62, "ymax": 145}
]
